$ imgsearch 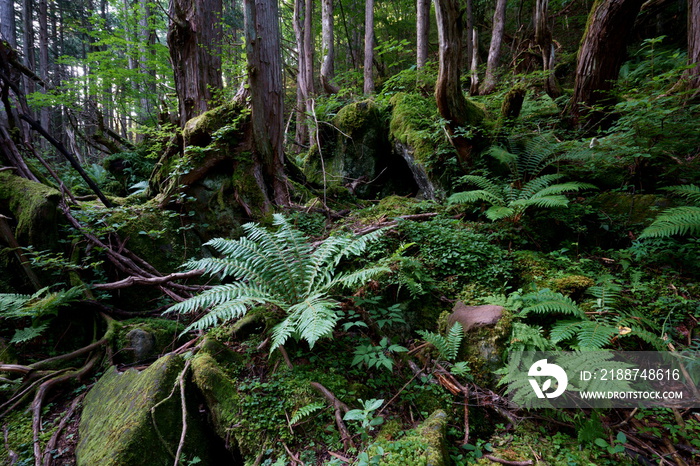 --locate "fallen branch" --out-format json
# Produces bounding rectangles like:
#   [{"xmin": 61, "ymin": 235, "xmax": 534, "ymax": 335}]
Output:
[
  {"xmin": 172, "ymin": 360, "xmax": 191, "ymax": 466},
  {"xmin": 91, "ymin": 269, "xmax": 205, "ymax": 291},
  {"xmin": 483, "ymin": 454, "xmax": 533, "ymax": 466},
  {"xmin": 353, "ymin": 212, "xmax": 439, "ymax": 235}
]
